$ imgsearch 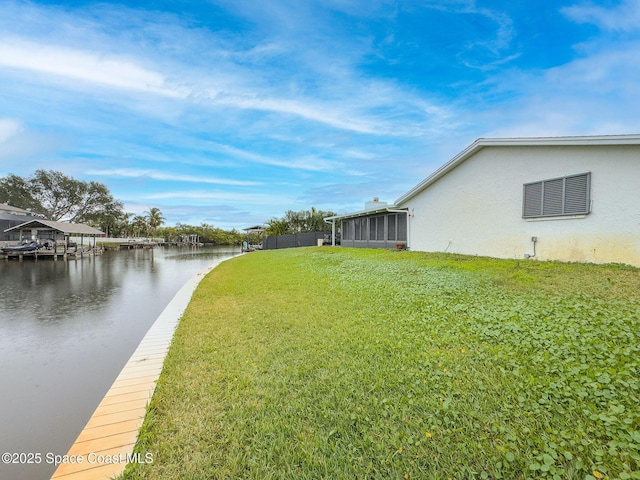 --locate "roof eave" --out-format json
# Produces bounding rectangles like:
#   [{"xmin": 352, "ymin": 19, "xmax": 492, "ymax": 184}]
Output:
[
  {"xmin": 4, "ymin": 219, "xmax": 104, "ymax": 235},
  {"xmin": 395, "ymin": 134, "xmax": 640, "ymax": 205},
  {"xmin": 324, "ymin": 205, "xmax": 406, "ymax": 221}
]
